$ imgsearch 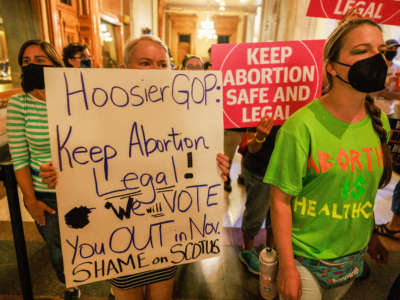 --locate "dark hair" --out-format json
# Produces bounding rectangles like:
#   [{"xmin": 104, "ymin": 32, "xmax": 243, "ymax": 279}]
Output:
[
  {"xmin": 181, "ymin": 55, "xmax": 203, "ymax": 69},
  {"xmin": 324, "ymin": 19, "xmax": 392, "ymax": 188},
  {"xmin": 62, "ymin": 43, "xmax": 88, "ymax": 67},
  {"xmin": 18, "ymin": 40, "xmax": 64, "ymax": 67}
]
